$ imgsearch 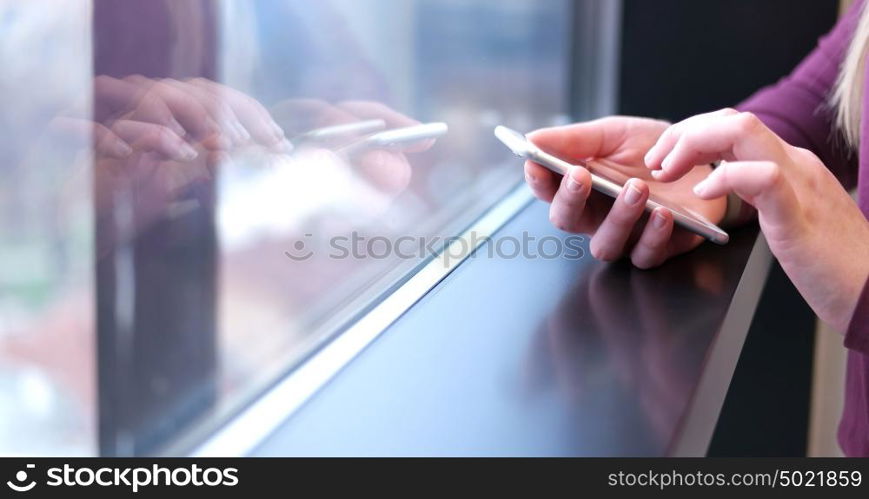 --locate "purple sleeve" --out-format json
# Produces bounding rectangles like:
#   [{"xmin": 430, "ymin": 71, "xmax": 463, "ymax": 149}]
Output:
[
  {"xmin": 737, "ymin": 1, "xmax": 862, "ymax": 189},
  {"xmin": 737, "ymin": 3, "xmax": 869, "ymax": 350},
  {"xmin": 846, "ymin": 279, "xmax": 869, "ymax": 354}
]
